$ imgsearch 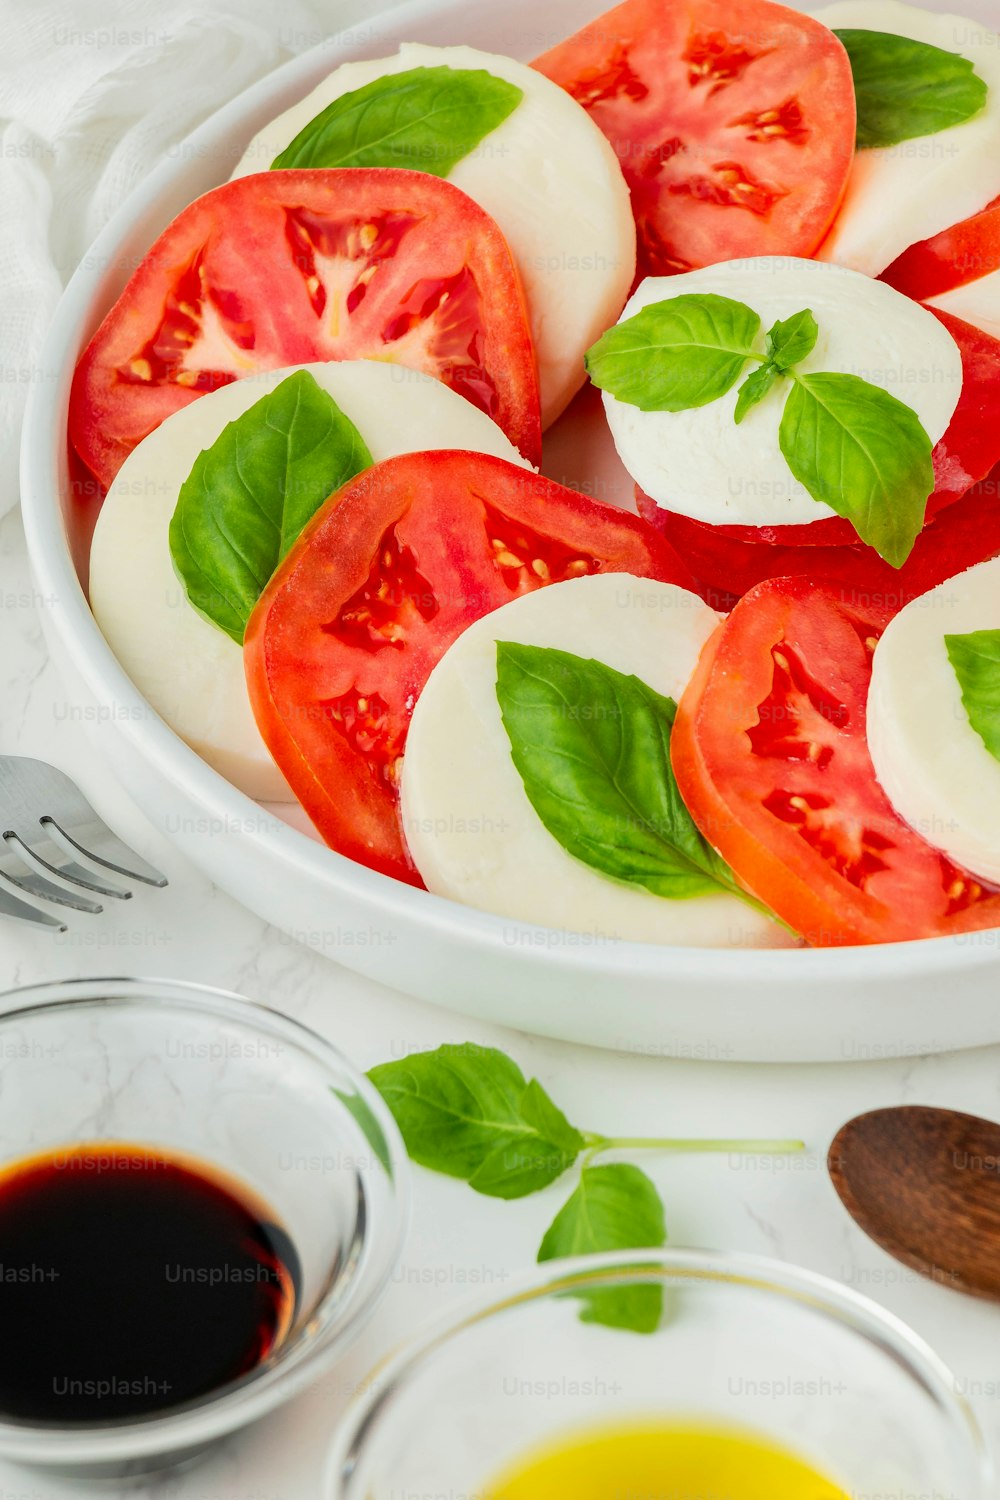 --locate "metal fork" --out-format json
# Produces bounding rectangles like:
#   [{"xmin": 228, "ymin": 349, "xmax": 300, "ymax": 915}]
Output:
[{"xmin": 0, "ymin": 756, "xmax": 167, "ymax": 931}]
